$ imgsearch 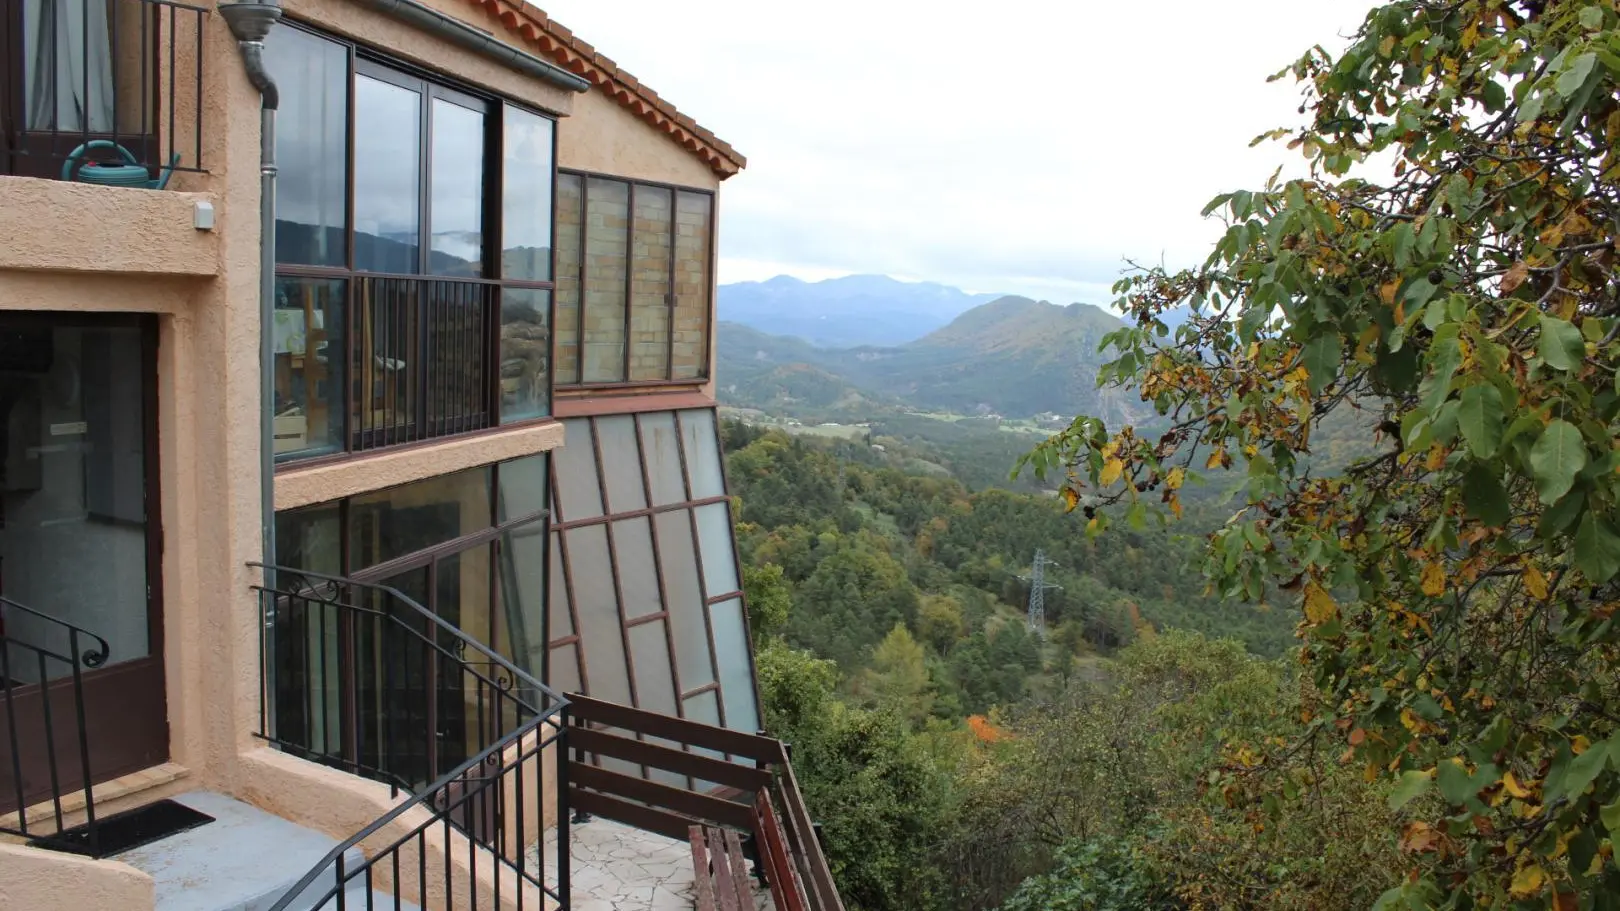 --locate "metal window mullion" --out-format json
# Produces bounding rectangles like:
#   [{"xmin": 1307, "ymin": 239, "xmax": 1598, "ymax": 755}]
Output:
[{"xmin": 621, "ymin": 181, "xmax": 634, "ymax": 383}]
